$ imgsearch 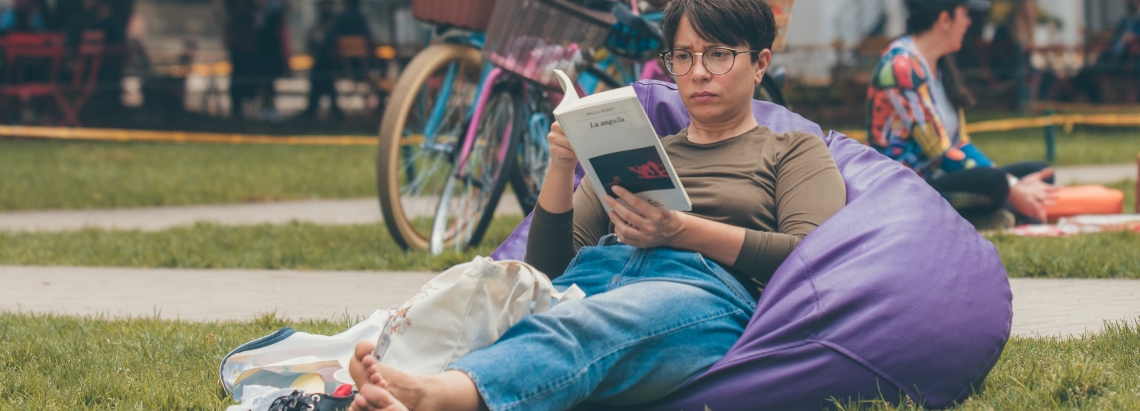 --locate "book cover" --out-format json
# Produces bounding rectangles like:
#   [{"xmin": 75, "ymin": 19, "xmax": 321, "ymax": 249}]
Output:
[{"xmin": 552, "ymin": 70, "xmax": 691, "ymax": 212}]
